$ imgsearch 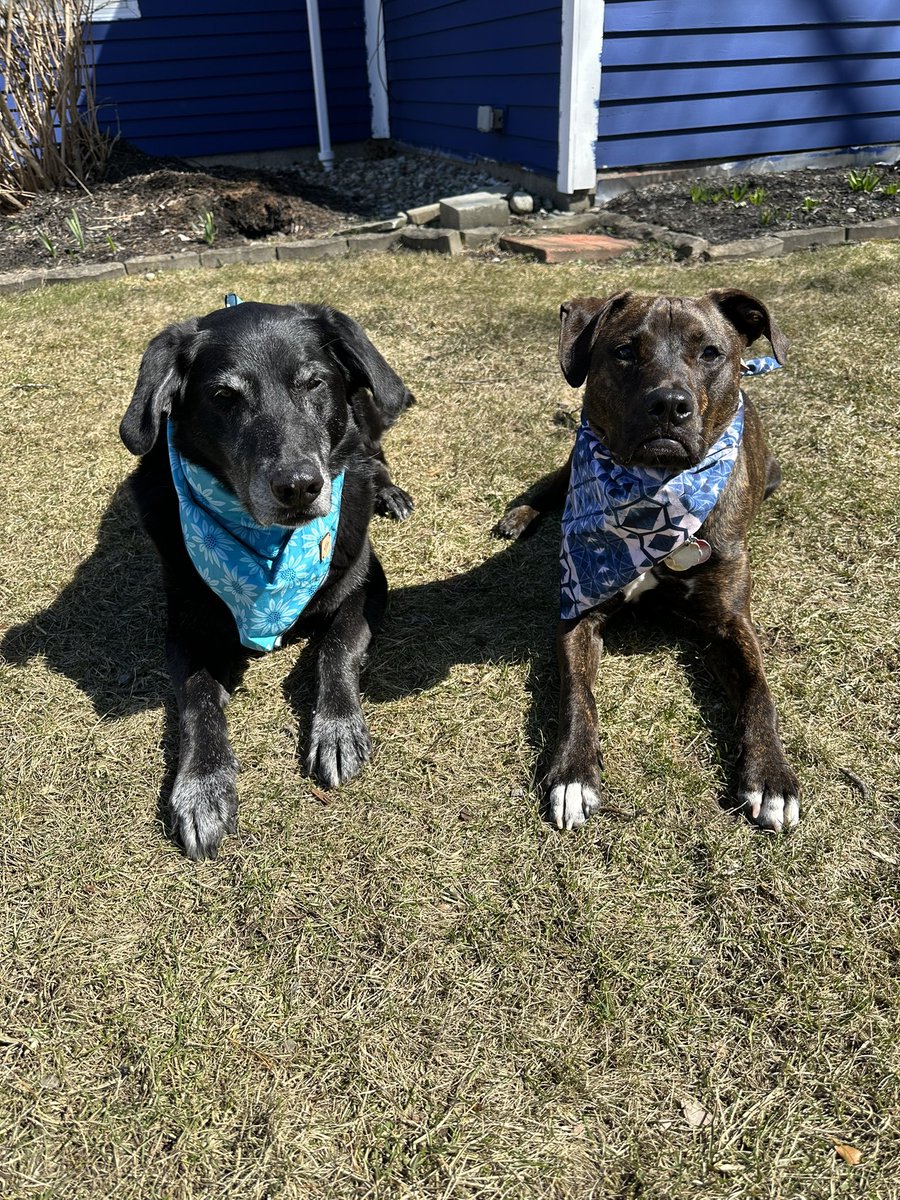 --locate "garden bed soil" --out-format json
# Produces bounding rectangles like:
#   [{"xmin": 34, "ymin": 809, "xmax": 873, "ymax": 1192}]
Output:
[
  {"xmin": 602, "ymin": 162, "xmax": 900, "ymax": 243},
  {"xmin": 4, "ymin": 144, "xmax": 900, "ymax": 276},
  {"xmin": 0, "ymin": 141, "xmax": 497, "ymax": 274}
]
